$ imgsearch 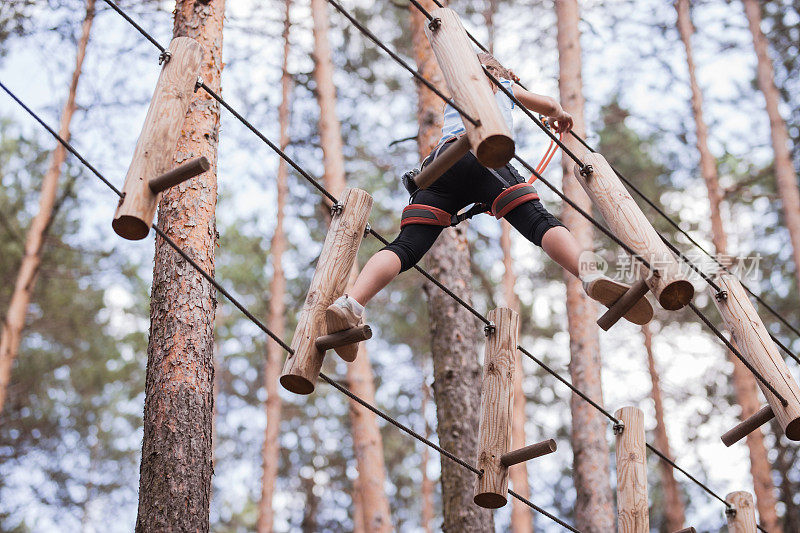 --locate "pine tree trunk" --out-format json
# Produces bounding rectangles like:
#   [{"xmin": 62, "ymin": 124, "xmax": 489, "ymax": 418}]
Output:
[
  {"xmin": 502, "ymin": 221, "xmax": 535, "ymax": 533},
  {"xmin": 642, "ymin": 324, "xmax": 686, "ymax": 531},
  {"xmin": 742, "ymin": 0, "xmax": 800, "ymax": 291},
  {"xmin": 310, "ymin": 2, "xmax": 393, "ymax": 529},
  {"xmin": 411, "ymin": 2, "xmax": 492, "ymax": 530},
  {"xmin": 771, "ymin": 419, "xmax": 800, "ymax": 532},
  {"xmin": 420, "ymin": 382, "xmax": 434, "ymax": 533},
  {"xmin": 677, "ymin": 3, "xmax": 782, "ymax": 529},
  {"xmin": 135, "ymin": 2, "xmax": 224, "ymax": 531},
  {"xmin": 555, "ymin": 2, "xmax": 615, "ymax": 531},
  {"xmin": 0, "ymin": 0, "xmax": 95, "ymax": 414},
  {"xmin": 257, "ymin": 2, "xmax": 292, "ymax": 530}
]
